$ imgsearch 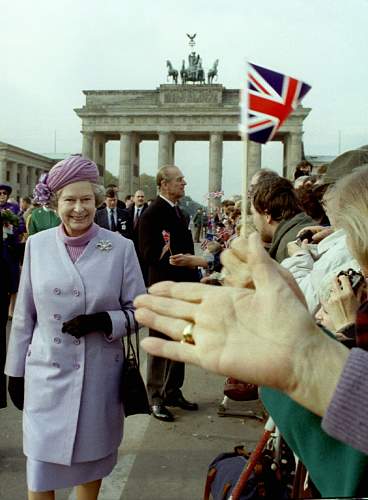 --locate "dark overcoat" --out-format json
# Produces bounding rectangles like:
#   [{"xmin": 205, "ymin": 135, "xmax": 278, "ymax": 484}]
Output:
[{"xmin": 138, "ymin": 196, "xmax": 198, "ymax": 286}]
